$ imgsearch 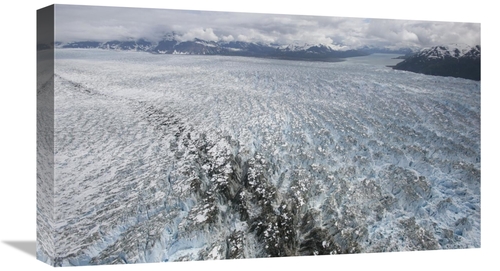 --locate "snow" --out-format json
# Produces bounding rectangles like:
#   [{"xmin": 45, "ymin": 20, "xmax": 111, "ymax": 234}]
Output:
[
  {"xmin": 208, "ymin": 246, "xmax": 221, "ymax": 259},
  {"xmin": 39, "ymin": 49, "xmax": 480, "ymax": 266},
  {"xmin": 277, "ymin": 42, "xmax": 346, "ymax": 51},
  {"xmin": 195, "ymin": 214, "xmax": 208, "ymax": 223},
  {"xmin": 417, "ymin": 44, "xmax": 477, "ymax": 59}
]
